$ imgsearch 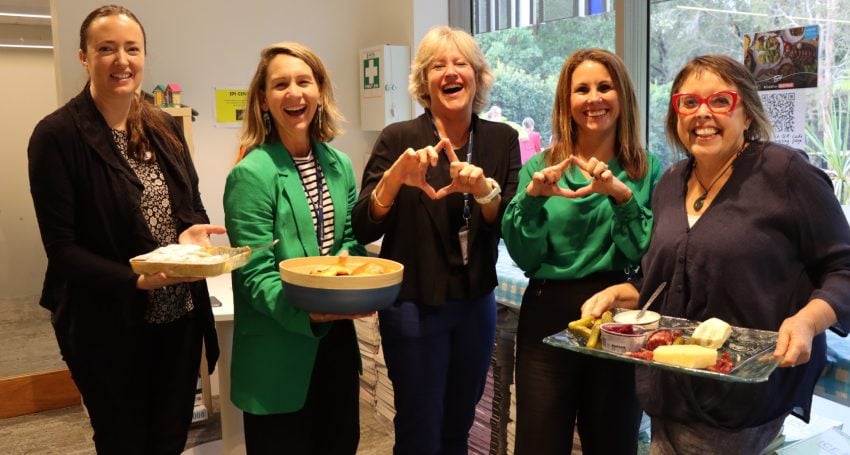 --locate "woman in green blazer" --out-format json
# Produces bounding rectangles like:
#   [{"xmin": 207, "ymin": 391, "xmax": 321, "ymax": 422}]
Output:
[{"xmin": 223, "ymin": 42, "xmax": 367, "ymax": 455}]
